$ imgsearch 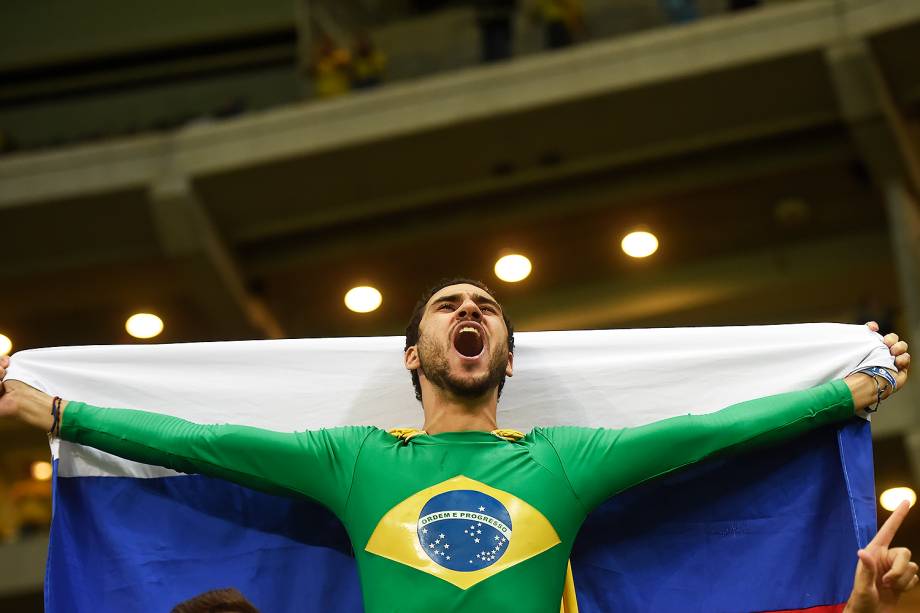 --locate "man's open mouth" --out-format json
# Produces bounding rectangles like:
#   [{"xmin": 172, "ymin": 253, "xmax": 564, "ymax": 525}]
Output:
[{"xmin": 452, "ymin": 324, "xmax": 485, "ymax": 358}]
